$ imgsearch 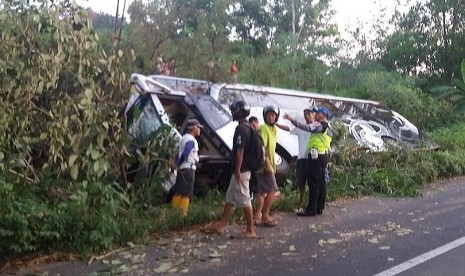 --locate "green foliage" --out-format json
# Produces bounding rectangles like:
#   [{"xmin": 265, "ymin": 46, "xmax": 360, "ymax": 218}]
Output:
[
  {"xmin": 0, "ymin": 0, "xmax": 129, "ymax": 185},
  {"xmin": 272, "ymin": 178, "xmax": 301, "ymax": 212},
  {"xmin": 0, "ymin": 0, "xmax": 176, "ymax": 258},
  {"xmin": 429, "ymin": 60, "xmax": 465, "ymax": 116},
  {"xmin": 0, "ymin": 177, "xmax": 152, "ymax": 258},
  {"xmin": 428, "ymin": 123, "xmax": 465, "ymax": 151},
  {"xmin": 328, "ymin": 123, "xmax": 465, "ymax": 199},
  {"xmin": 376, "ymin": 0, "xmax": 465, "ymax": 80},
  {"xmin": 329, "ymin": 148, "xmax": 429, "ymax": 198},
  {"xmin": 334, "ymin": 71, "xmax": 443, "ymax": 129},
  {"xmin": 0, "ymin": 179, "xmax": 58, "ymax": 255},
  {"xmin": 60, "ymin": 181, "xmax": 129, "ymax": 254},
  {"xmin": 2, "ymin": 0, "xmax": 465, "ymax": 263},
  {"xmin": 427, "ymin": 123, "xmax": 465, "ymax": 176}
]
